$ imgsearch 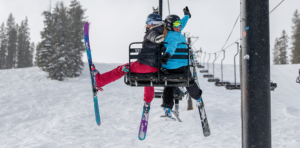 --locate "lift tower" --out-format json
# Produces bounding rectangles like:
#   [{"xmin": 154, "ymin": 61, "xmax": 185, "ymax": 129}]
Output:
[{"xmin": 240, "ymin": 0, "xmax": 271, "ymax": 148}]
